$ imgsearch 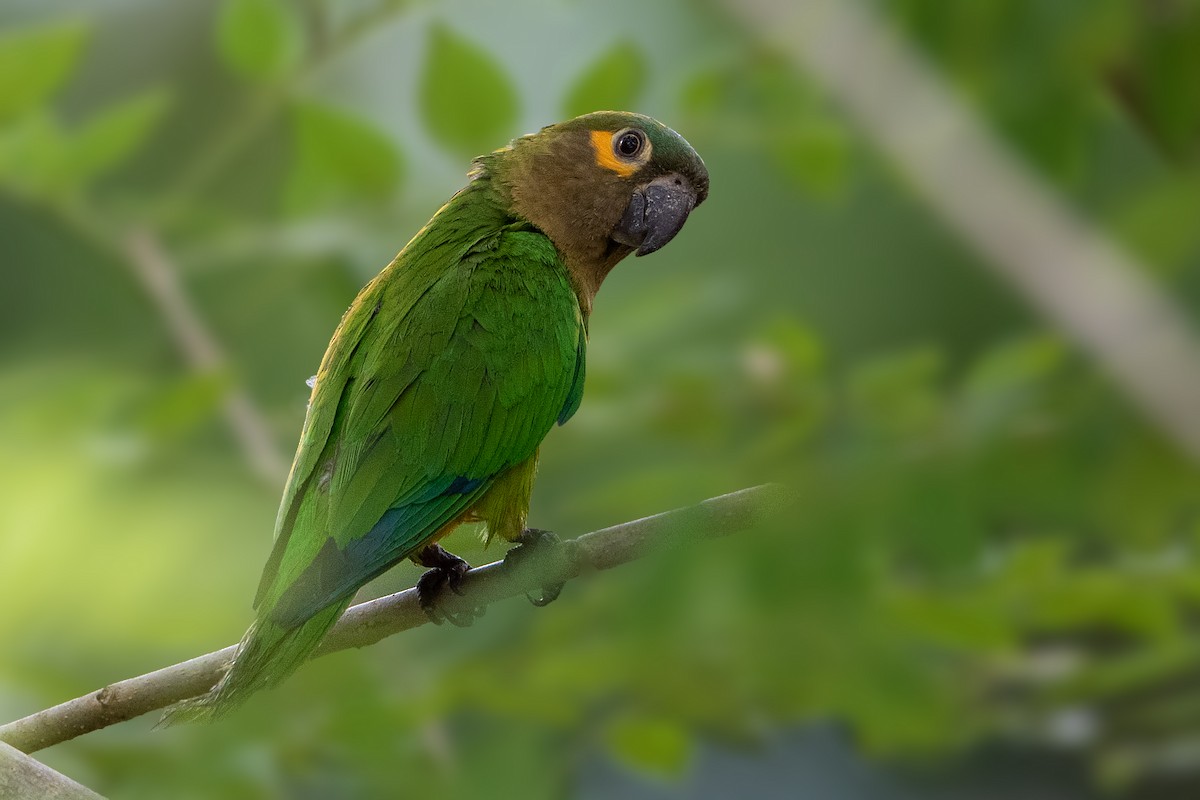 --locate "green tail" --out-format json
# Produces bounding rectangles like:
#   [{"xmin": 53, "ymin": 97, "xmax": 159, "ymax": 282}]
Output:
[{"xmin": 163, "ymin": 599, "xmax": 352, "ymax": 725}]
